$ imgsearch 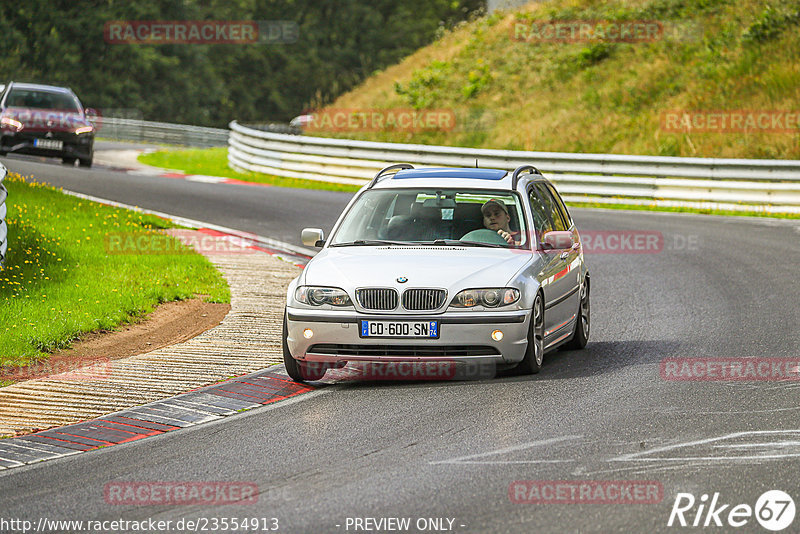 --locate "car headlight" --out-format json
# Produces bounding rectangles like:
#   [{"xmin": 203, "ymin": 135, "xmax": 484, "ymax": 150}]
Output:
[
  {"xmin": 1, "ymin": 117, "xmax": 23, "ymax": 131},
  {"xmin": 295, "ymin": 286, "xmax": 353, "ymax": 307},
  {"xmin": 450, "ymin": 288, "xmax": 520, "ymax": 308},
  {"xmin": 74, "ymin": 126, "xmax": 94, "ymax": 135}
]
